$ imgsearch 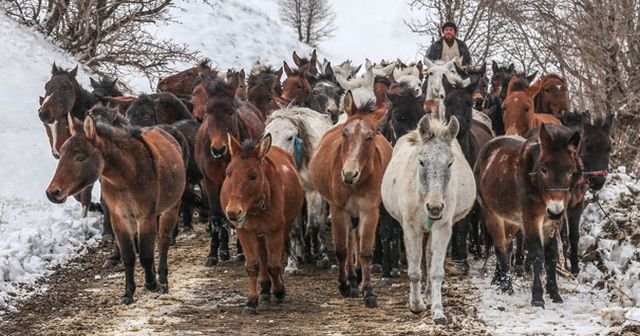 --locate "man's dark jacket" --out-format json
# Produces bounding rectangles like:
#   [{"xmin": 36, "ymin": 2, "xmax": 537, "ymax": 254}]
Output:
[{"xmin": 426, "ymin": 38, "xmax": 472, "ymax": 66}]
